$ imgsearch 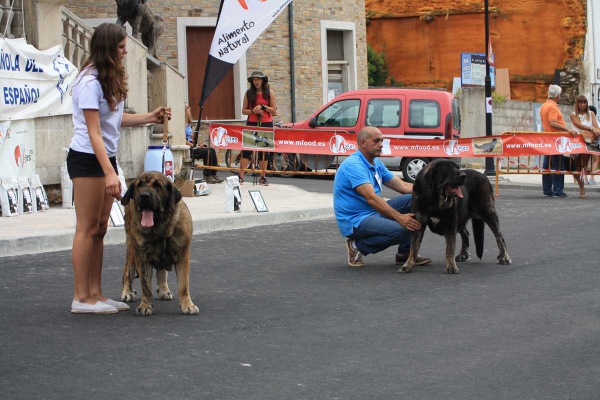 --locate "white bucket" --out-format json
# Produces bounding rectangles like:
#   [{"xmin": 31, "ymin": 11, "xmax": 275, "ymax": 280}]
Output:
[
  {"xmin": 144, "ymin": 145, "xmax": 174, "ymax": 181},
  {"xmin": 224, "ymin": 176, "xmax": 241, "ymax": 213}
]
